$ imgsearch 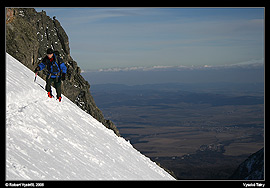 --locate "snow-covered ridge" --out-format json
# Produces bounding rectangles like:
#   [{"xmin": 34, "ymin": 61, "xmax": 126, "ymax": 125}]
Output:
[{"xmin": 6, "ymin": 53, "xmax": 175, "ymax": 180}]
